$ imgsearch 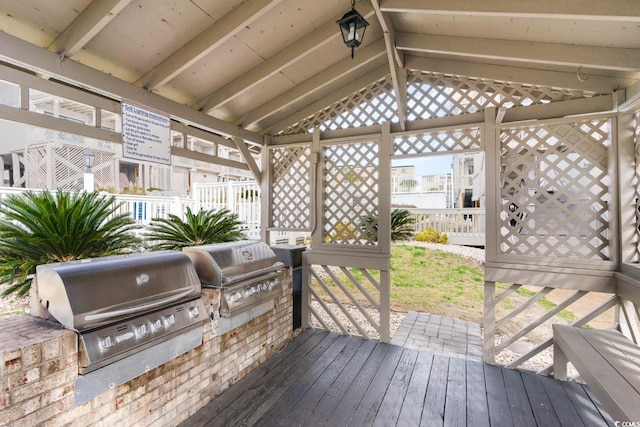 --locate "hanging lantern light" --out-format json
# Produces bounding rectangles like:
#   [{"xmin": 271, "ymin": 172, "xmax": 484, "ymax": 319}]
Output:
[{"xmin": 337, "ymin": 0, "xmax": 369, "ymax": 59}]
